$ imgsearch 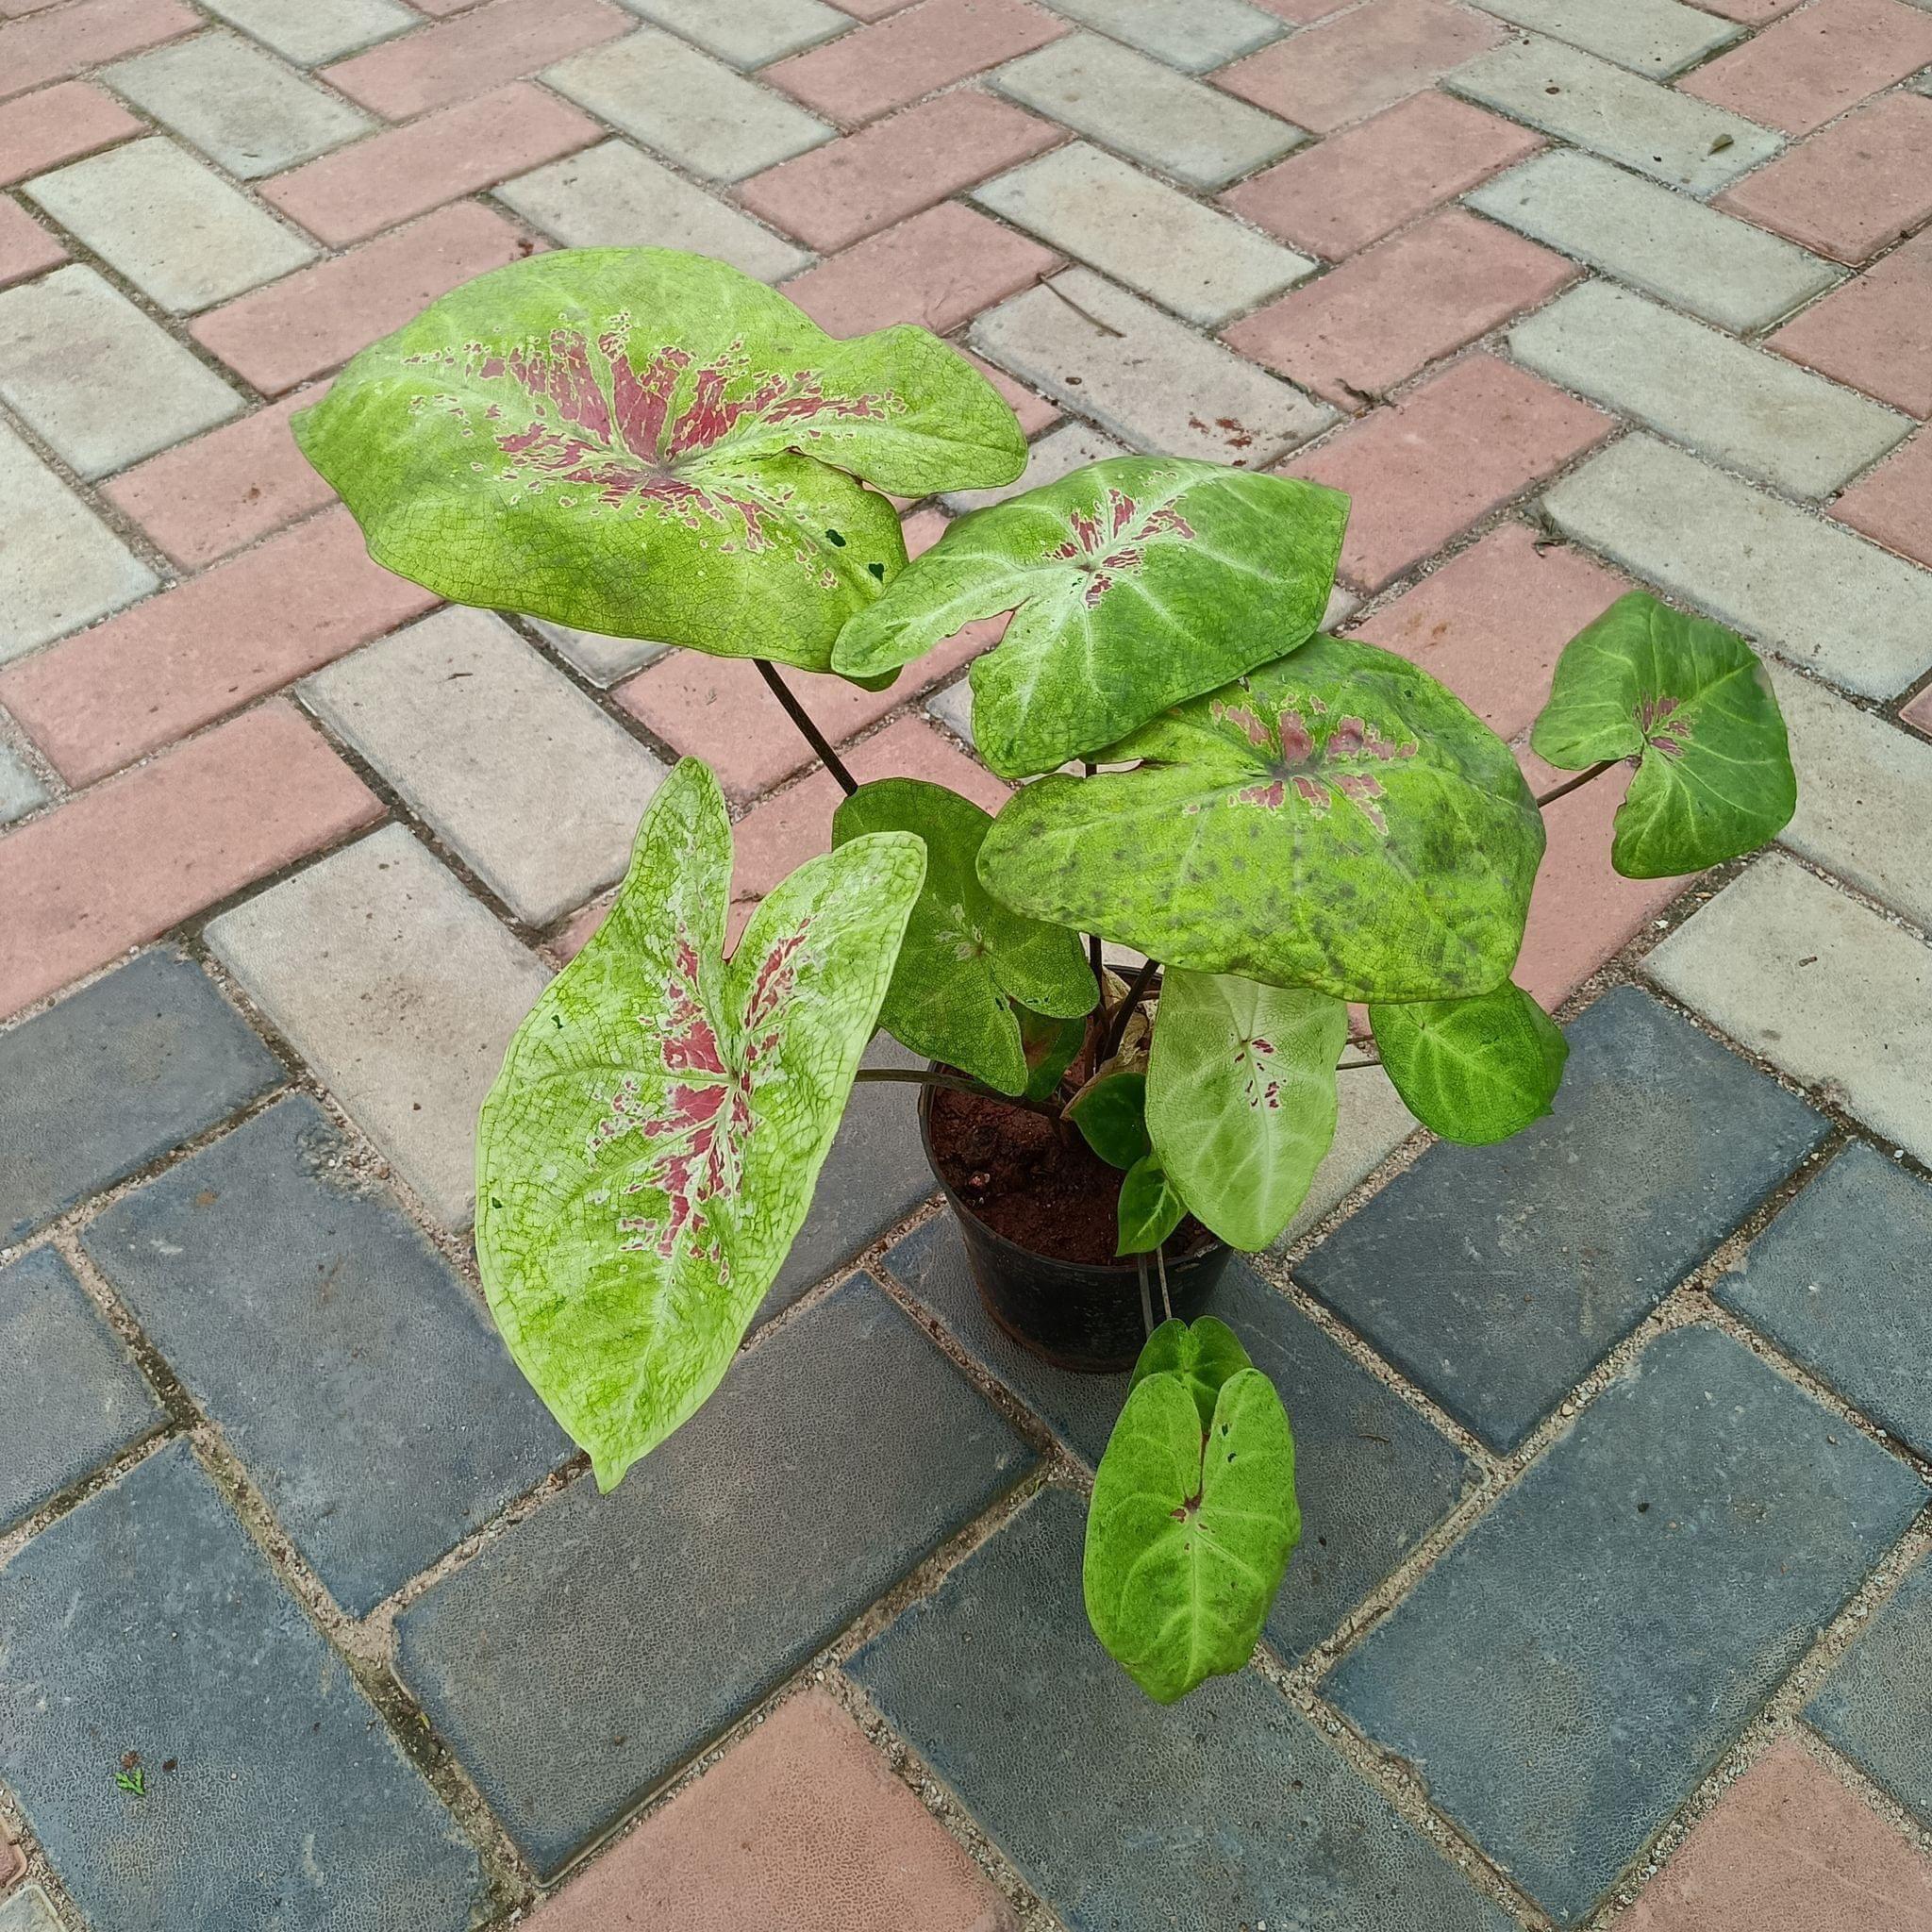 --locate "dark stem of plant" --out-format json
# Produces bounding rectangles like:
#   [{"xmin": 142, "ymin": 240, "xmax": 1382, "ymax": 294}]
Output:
[
  {"xmin": 1102, "ymin": 956, "xmax": 1161, "ymax": 1063},
  {"xmin": 851, "ymin": 1066, "xmax": 1059, "ymax": 1119},
  {"xmin": 756, "ymin": 658, "xmax": 858, "ymax": 797},
  {"xmin": 1533, "ymin": 758, "xmax": 1618, "ymax": 809},
  {"xmin": 1336, "ymin": 1056, "xmax": 1378, "ymax": 1073}
]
